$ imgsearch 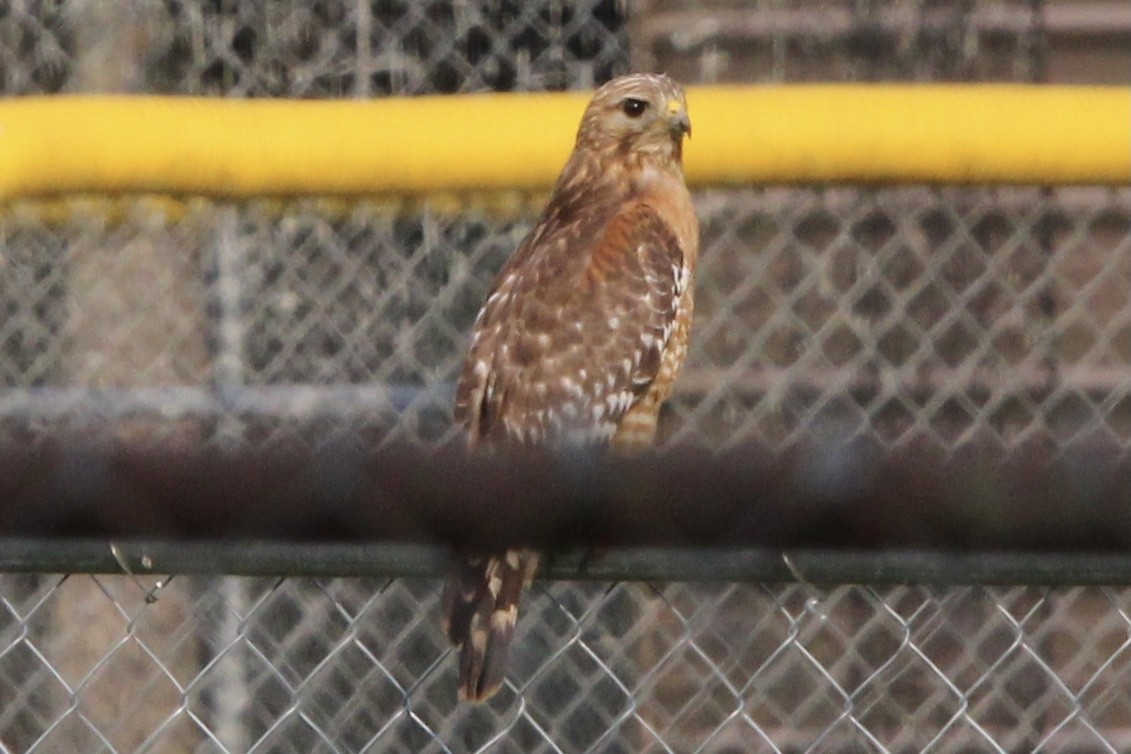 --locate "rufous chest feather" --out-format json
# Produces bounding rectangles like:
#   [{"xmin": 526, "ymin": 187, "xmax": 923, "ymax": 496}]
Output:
[{"xmin": 632, "ymin": 165, "xmax": 699, "ymax": 271}]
